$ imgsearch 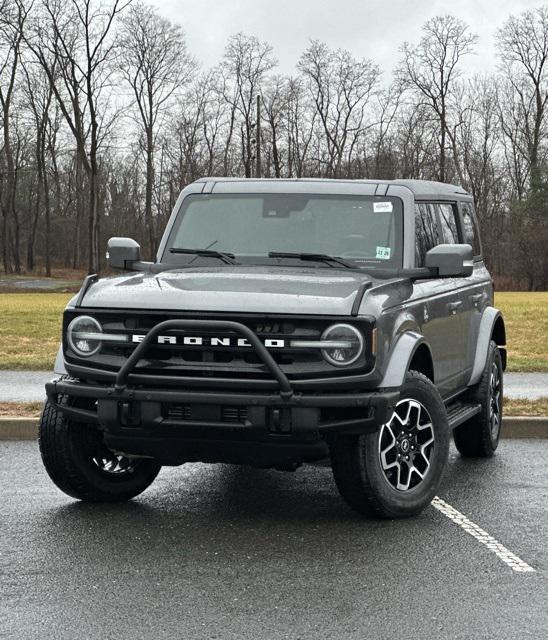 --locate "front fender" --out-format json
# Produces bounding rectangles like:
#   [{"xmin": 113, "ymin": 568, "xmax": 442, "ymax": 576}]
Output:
[
  {"xmin": 468, "ymin": 307, "xmax": 506, "ymax": 386},
  {"xmin": 379, "ymin": 331, "xmax": 427, "ymax": 389}
]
